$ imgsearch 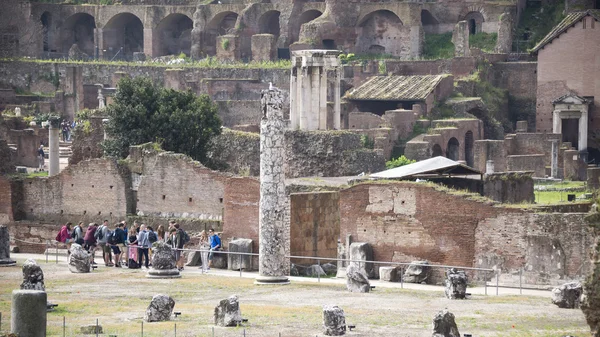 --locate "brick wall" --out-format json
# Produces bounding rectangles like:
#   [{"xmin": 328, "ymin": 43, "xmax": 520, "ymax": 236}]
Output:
[
  {"xmin": 507, "ymin": 154, "xmax": 545, "ymax": 177},
  {"xmin": 0, "ymin": 176, "xmax": 13, "ymax": 224},
  {"xmin": 290, "ymin": 191, "xmax": 340, "ymax": 263}
]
